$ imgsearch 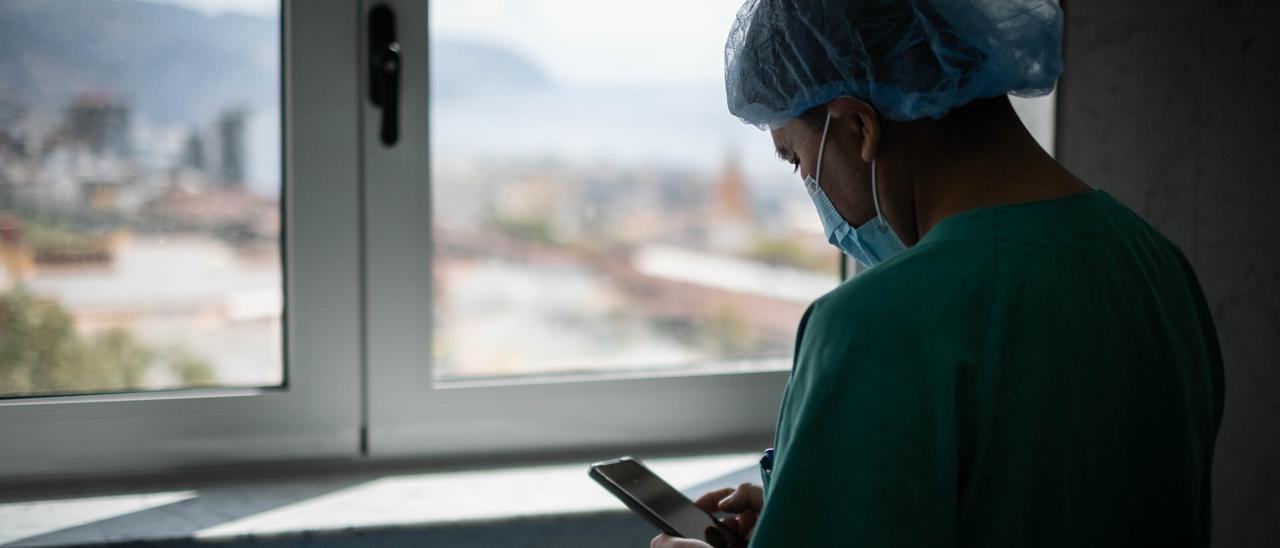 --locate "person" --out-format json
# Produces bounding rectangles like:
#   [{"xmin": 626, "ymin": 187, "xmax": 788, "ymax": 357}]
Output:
[{"xmin": 653, "ymin": 0, "xmax": 1223, "ymax": 546}]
